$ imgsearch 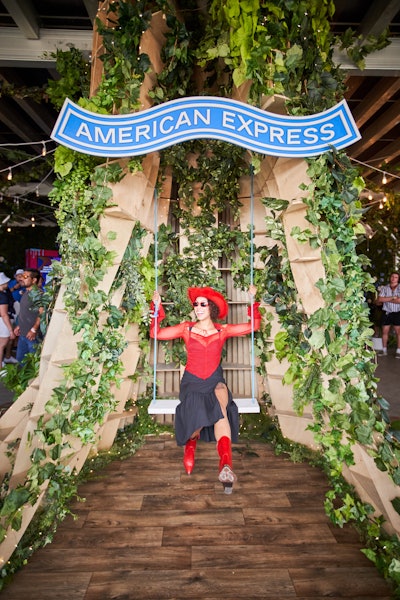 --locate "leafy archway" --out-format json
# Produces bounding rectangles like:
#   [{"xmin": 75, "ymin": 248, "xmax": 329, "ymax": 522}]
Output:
[{"xmin": 1, "ymin": 0, "xmax": 400, "ymax": 591}]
